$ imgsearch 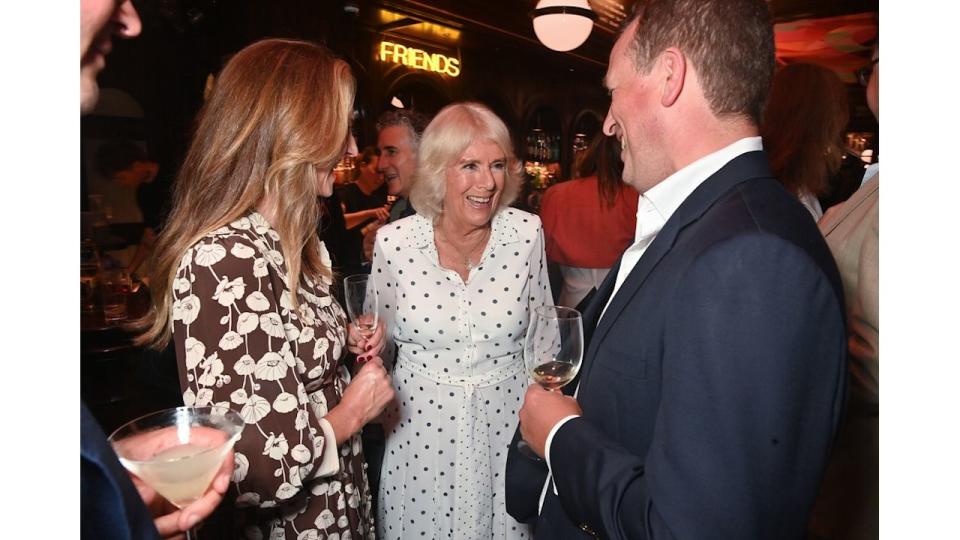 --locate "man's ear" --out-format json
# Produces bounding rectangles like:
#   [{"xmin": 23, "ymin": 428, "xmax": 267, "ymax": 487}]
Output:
[{"xmin": 659, "ymin": 48, "xmax": 686, "ymax": 108}]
